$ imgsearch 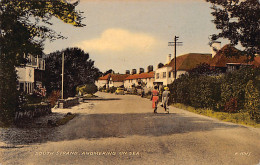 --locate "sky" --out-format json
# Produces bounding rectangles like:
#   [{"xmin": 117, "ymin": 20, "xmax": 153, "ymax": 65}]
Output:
[{"xmin": 43, "ymin": 0, "xmax": 229, "ymax": 73}]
